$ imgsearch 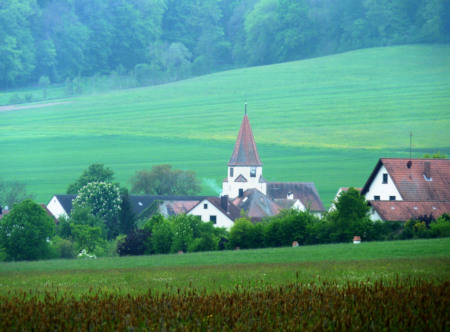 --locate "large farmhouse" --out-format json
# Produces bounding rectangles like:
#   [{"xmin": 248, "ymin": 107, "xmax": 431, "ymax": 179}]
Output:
[
  {"xmin": 361, "ymin": 158, "xmax": 450, "ymax": 221},
  {"xmin": 47, "ymin": 110, "xmax": 325, "ymax": 228}
]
